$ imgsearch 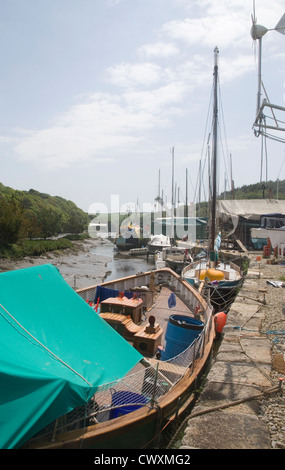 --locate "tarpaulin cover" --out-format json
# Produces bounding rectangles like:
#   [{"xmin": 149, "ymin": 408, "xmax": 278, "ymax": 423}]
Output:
[
  {"xmin": 218, "ymin": 199, "xmax": 285, "ymax": 221},
  {"xmin": 0, "ymin": 264, "xmax": 142, "ymax": 449},
  {"xmin": 217, "ymin": 199, "xmax": 285, "ymax": 236}
]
